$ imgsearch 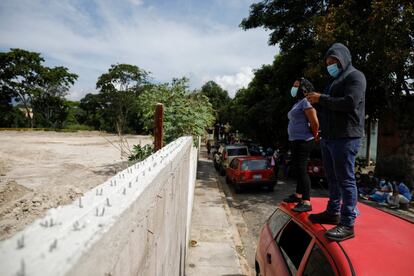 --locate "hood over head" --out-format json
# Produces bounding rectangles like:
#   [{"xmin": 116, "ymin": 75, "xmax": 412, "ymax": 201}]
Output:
[{"xmin": 324, "ymin": 43, "xmax": 352, "ymax": 70}]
